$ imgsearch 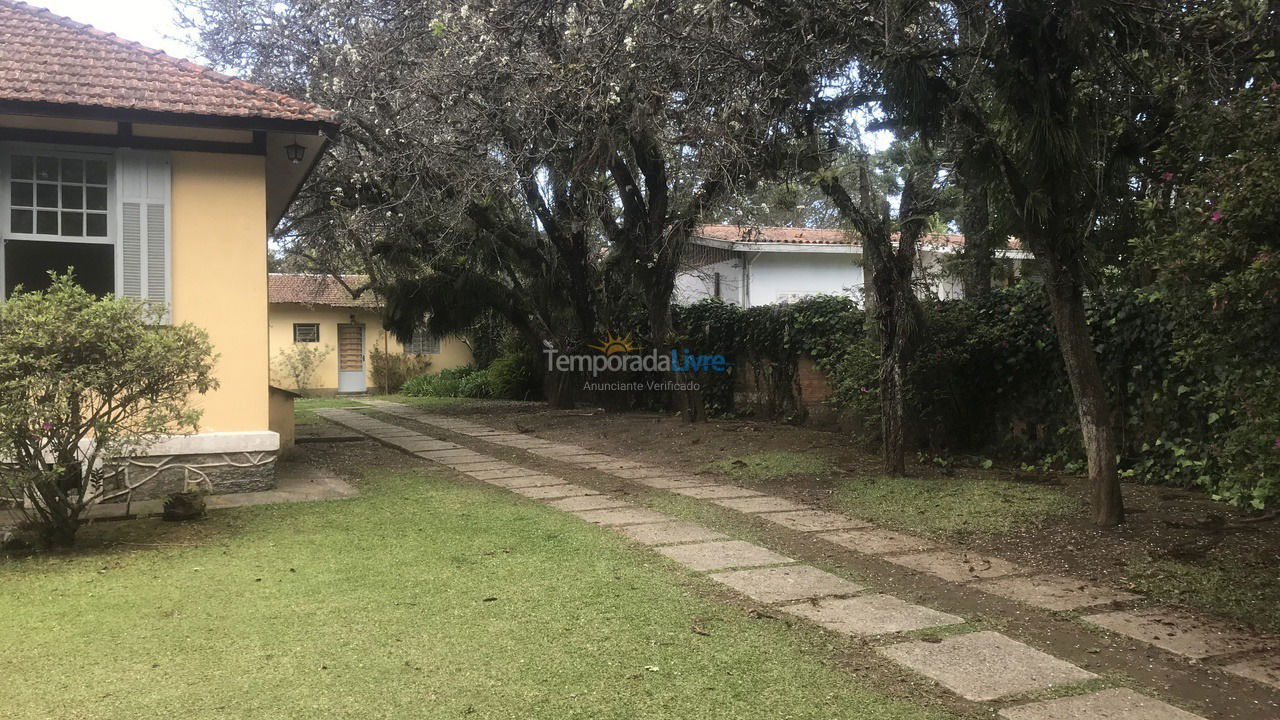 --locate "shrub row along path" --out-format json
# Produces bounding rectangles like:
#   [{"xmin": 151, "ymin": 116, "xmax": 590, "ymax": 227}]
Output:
[{"xmin": 316, "ymin": 400, "xmax": 1280, "ymax": 720}]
